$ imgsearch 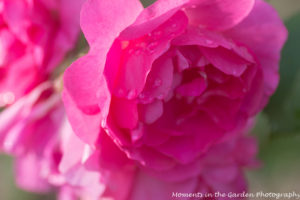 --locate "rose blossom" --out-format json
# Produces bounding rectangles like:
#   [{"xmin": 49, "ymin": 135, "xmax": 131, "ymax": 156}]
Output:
[
  {"xmin": 0, "ymin": 82, "xmax": 89, "ymax": 199},
  {"xmin": 0, "ymin": 0, "xmax": 83, "ymax": 106},
  {"xmin": 63, "ymin": 0, "xmax": 287, "ymax": 171}
]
